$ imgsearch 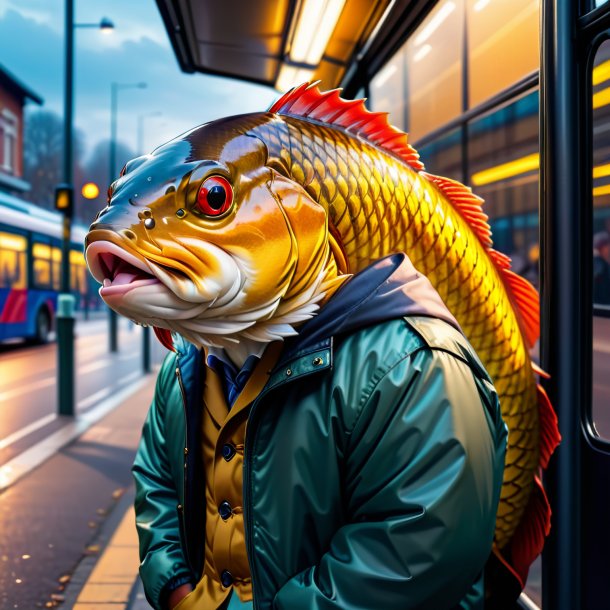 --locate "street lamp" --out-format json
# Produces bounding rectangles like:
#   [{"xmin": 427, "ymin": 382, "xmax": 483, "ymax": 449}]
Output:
[
  {"xmin": 136, "ymin": 110, "xmax": 161, "ymax": 373},
  {"xmin": 57, "ymin": 0, "xmax": 115, "ymax": 417},
  {"xmin": 108, "ymin": 81, "xmax": 147, "ymax": 353}
]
